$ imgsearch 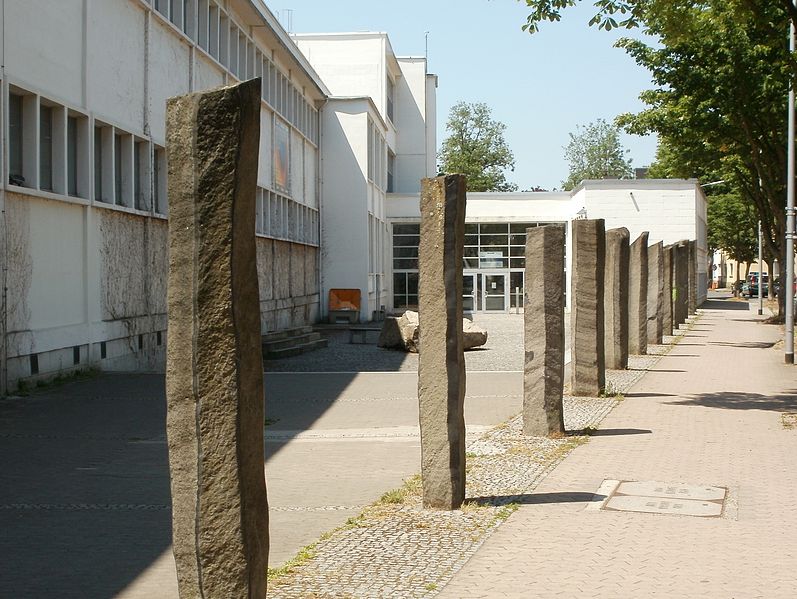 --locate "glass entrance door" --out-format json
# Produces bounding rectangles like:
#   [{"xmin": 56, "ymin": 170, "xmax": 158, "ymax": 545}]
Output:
[
  {"xmin": 463, "ymin": 273, "xmax": 477, "ymax": 313},
  {"xmin": 482, "ymin": 273, "xmax": 508, "ymax": 312}
]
